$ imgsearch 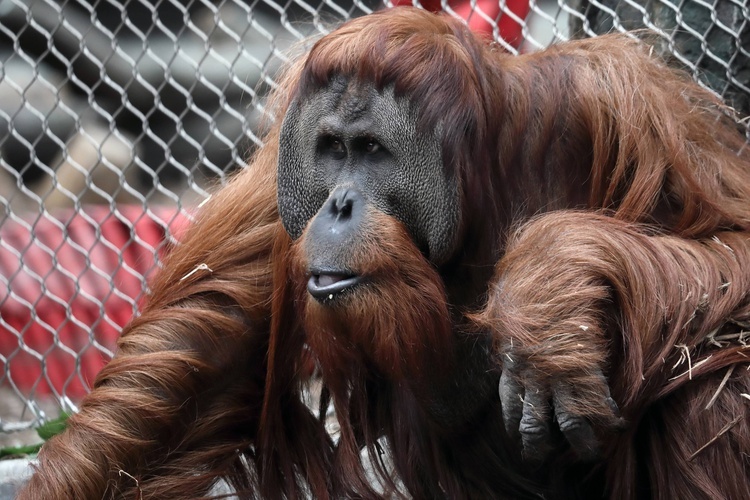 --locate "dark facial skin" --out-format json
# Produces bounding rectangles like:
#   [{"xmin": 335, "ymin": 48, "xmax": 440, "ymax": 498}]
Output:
[{"xmin": 277, "ymin": 77, "xmax": 460, "ymax": 299}]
